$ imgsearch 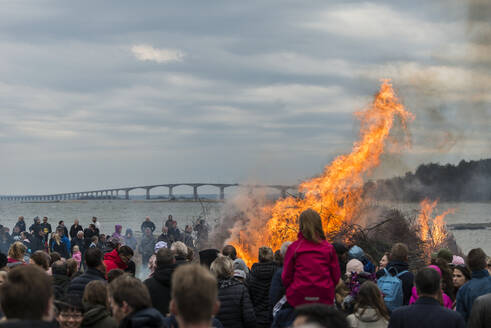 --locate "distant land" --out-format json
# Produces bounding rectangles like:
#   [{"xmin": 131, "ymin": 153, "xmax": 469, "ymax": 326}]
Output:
[{"xmin": 364, "ymin": 159, "xmax": 491, "ymax": 202}]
